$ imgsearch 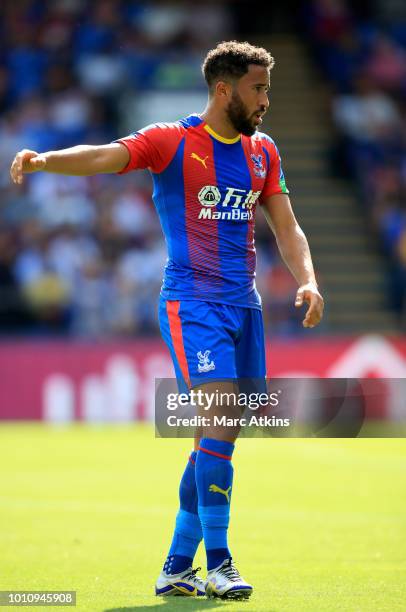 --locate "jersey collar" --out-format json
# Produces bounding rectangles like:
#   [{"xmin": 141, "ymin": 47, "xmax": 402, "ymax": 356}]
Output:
[{"xmin": 203, "ymin": 123, "xmax": 241, "ymax": 144}]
